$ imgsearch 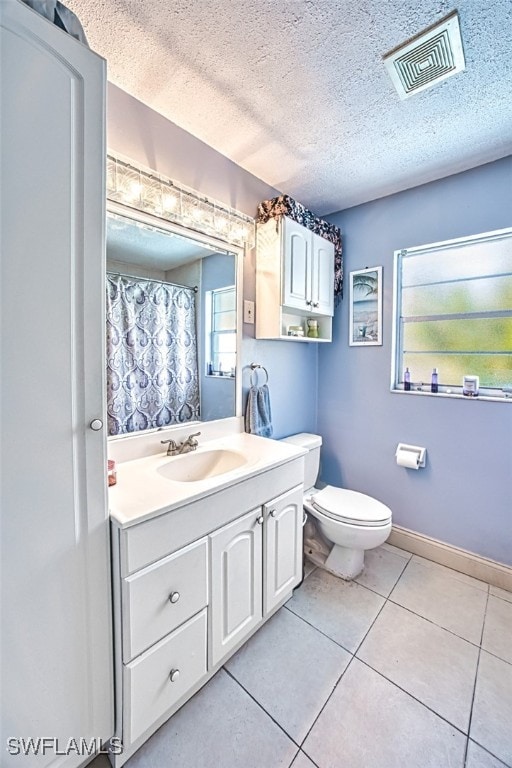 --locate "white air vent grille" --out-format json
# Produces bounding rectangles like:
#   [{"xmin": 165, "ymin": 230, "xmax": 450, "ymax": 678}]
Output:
[{"xmin": 384, "ymin": 12, "xmax": 465, "ymax": 99}]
